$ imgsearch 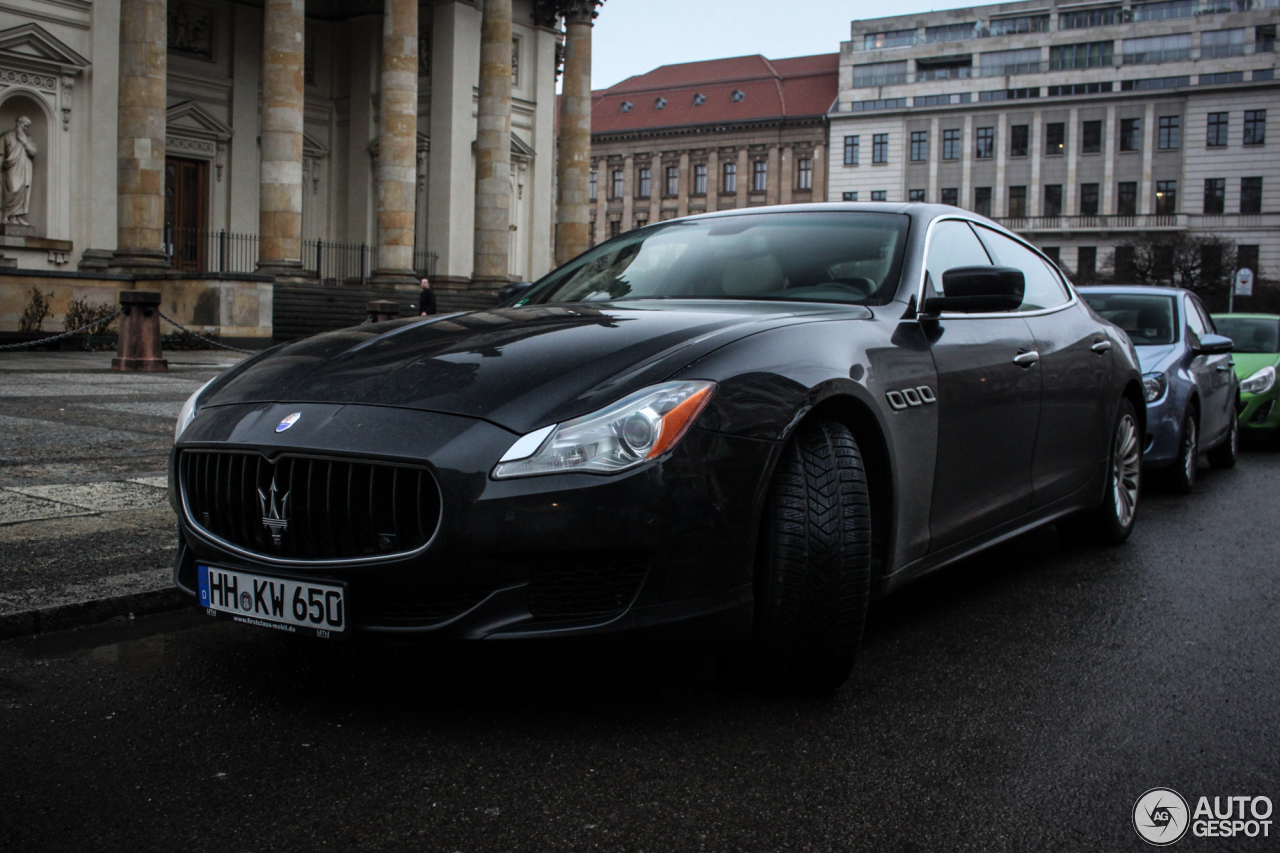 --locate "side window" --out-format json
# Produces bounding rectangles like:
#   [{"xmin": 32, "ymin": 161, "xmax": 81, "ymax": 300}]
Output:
[
  {"xmin": 973, "ymin": 226, "xmax": 1070, "ymax": 311},
  {"xmin": 1190, "ymin": 298, "xmax": 1216, "ymax": 334},
  {"xmin": 1184, "ymin": 297, "xmax": 1208, "ymax": 341},
  {"xmin": 925, "ymin": 219, "xmax": 991, "ymax": 295}
]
